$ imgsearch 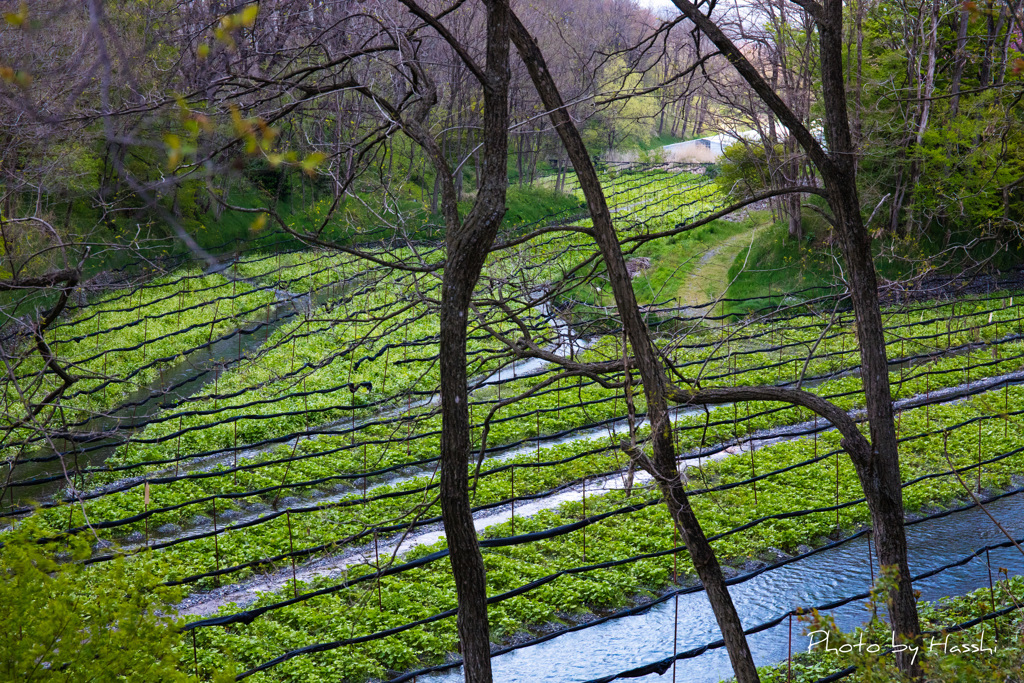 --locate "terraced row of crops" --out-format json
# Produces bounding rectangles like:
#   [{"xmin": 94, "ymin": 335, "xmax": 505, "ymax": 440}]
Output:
[{"xmin": 5, "ymin": 168, "xmax": 1023, "ymax": 682}]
